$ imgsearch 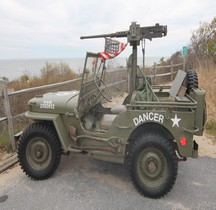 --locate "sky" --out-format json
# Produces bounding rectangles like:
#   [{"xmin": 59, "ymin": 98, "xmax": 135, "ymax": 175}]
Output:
[{"xmin": 0, "ymin": 0, "xmax": 215, "ymax": 59}]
